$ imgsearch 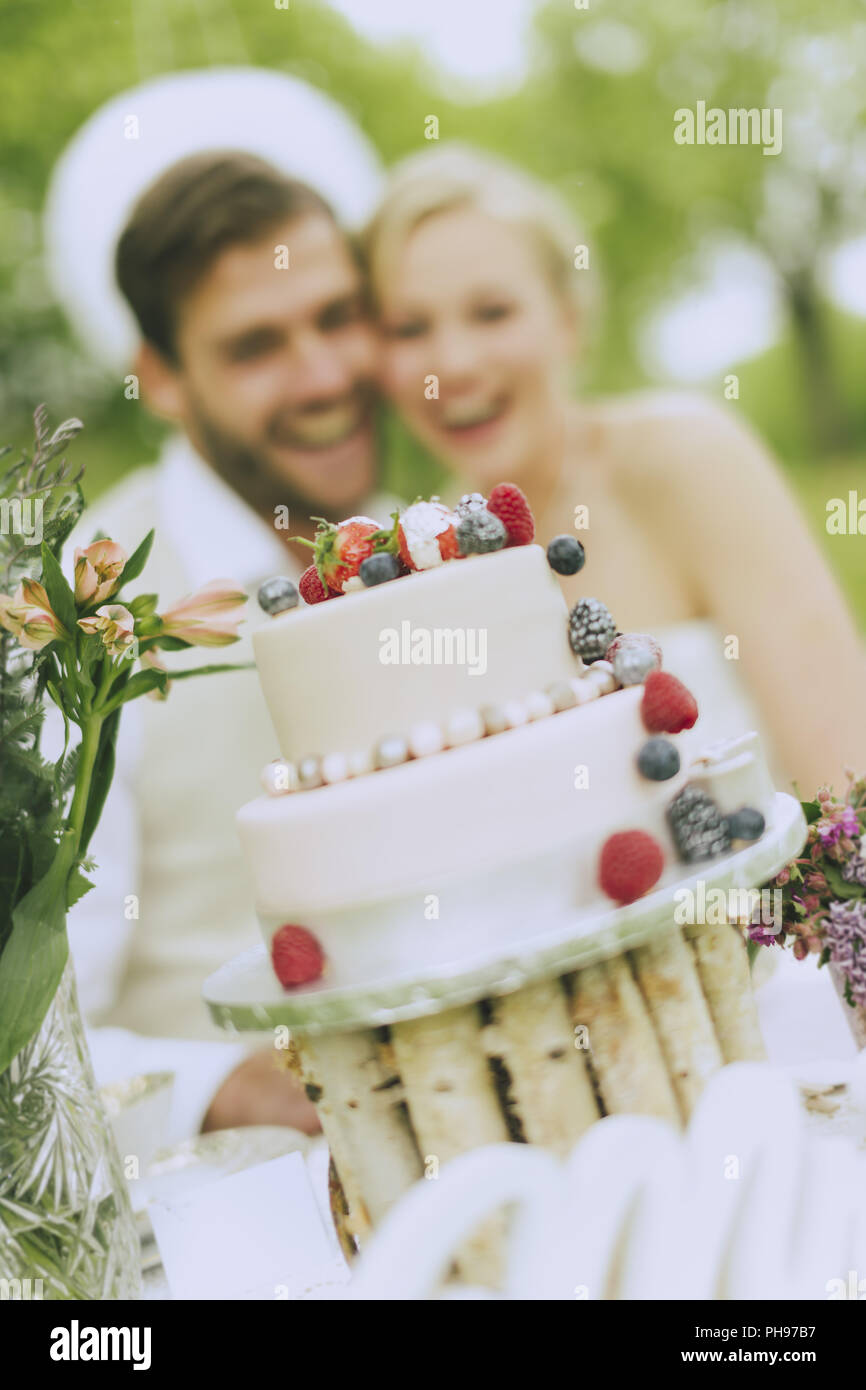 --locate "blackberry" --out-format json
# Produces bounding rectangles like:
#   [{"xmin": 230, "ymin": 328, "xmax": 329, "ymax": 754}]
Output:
[
  {"xmin": 455, "ymin": 492, "xmax": 487, "ymax": 519},
  {"xmin": 567, "ymin": 597, "xmax": 617, "ymax": 662},
  {"xmin": 636, "ymin": 737, "xmax": 680, "ymax": 781},
  {"xmin": 359, "ymin": 552, "xmax": 402, "ymax": 586},
  {"xmin": 546, "ymin": 535, "xmax": 586, "ymax": 576},
  {"xmin": 667, "ymin": 785, "xmax": 732, "ymax": 863},
  {"xmin": 724, "ymin": 807, "xmax": 766, "ymax": 843},
  {"xmin": 456, "ymin": 508, "xmax": 507, "ymax": 555}
]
